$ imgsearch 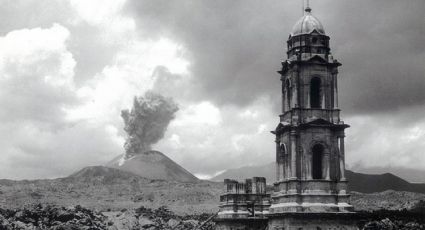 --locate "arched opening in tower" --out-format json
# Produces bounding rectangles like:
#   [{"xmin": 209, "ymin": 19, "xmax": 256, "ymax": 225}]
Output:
[
  {"xmin": 280, "ymin": 143, "xmax": 286, "ymax": 156},
  {"xmin": 310, "ymin": 77, "xmax": 321, "ymax": 108},
  {"xmin": 312, "ymin": 144, "xmax": 324, "ymax": 179}
]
